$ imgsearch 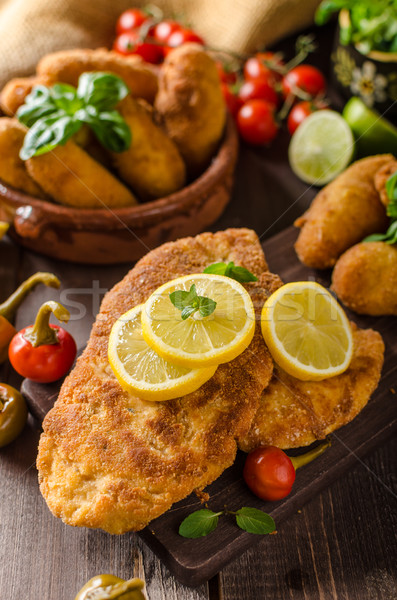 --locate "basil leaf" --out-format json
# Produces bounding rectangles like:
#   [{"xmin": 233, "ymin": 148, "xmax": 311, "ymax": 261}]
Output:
[
  {"xmin": 235, "ymin": 507, "xmax": 276, "ymax": 535},
  {"xmin": 50, "ymin": 83, "xmax": 84, "ymax": 114},
  {"xmin": 363, "ymin": 221, "xmax": 397, "ymax": 244},
  {"xmin": 16, "ymin": 85, "xmax": 58, "ymax": 127},
  {"xmin": 204, "ymin": 261, "xmax": 258, "ymax": 283},
  {"xmin": 179, "ymin": 509, "xmax": 222, "ymax": 538},
  {"xmin": 79, "ymin": 109, "xmax": 131, "ymax": 153},
  {"xmin": 386, "ymin": 171, "xmax": 397, "ymax": 218},
  {"xmin": 170, "ymin": 284, "xmax": 217, "ymax": 319},
  {"xmin": 77, "ymin": 72, "xmax": 130, "ymax": 111},
  {"xmin": 170, "ymin": 284, "xmax": 198, "ymax": 311},
  {"xmin": 20, "ymin": 114, "xmax": 82, "ymax": 159},
  {"xmin": 197, "ymin": 296, "xmax": 217, "ymax": 318}
]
